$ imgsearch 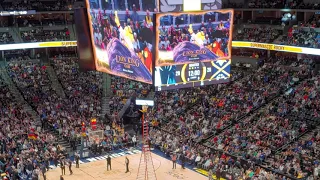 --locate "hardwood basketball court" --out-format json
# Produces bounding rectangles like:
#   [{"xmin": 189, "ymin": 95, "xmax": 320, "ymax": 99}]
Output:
[{"xmin": 45, "ymin": 152, "xmax": 207, "ymax": 180}]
